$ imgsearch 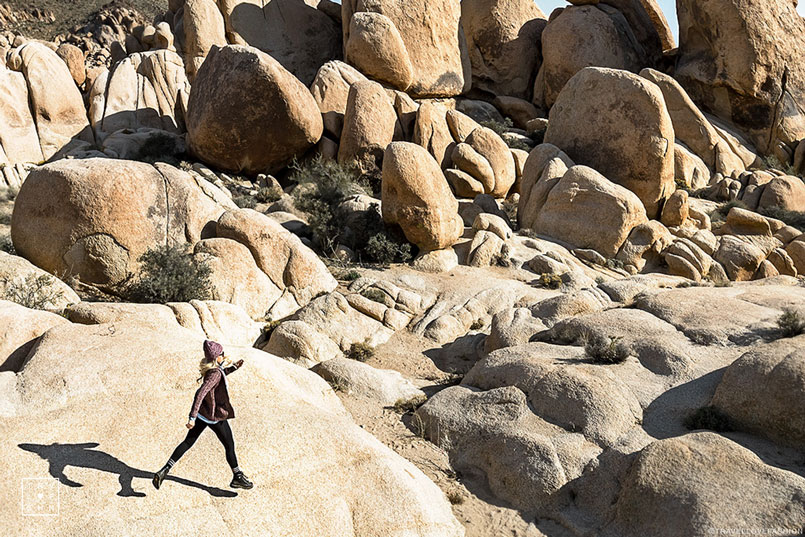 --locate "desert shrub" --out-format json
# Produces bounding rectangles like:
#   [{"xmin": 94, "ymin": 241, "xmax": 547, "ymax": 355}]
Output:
[
  {"xmin": 585, "ymin": 334, "xmax": 630, "ymax": 364},
  {"xmin": 761, "ymin": 155, "xmax": 800, "ymax": 177},
  {"xmin": 481, "ymin": 117, "xmax": 514, "ymax": 136},
  {"xmin": 124, "ymin": 244, "xmax": 212, "ymax": 304},
  {"xmin": 710, "ymin": 200, "xmax": 748, "ymax": 223},
  {"xmin": 232, "ymin": 195, "xmax": 257, "ymax": 209},
  {"xmin": 346, "ymin": 341, "xmax": 374, "ymax": 362},
  {"xmin": 1, "ymin": 273, "xmax": 65, "ymax": 310},
  {"xmin": 0, "ymin": 186, "xmax": 19, "ymax": 202},
  {"xmin": 777, "ymin": 308, "xmax": 805, "ymax": 338},
  {"xmin": 605, "ymin": 258, "xmax": 625, "ymax": 271},
  {"xmin": 758, "ymin": 206, "xmax": 805, "ymax": 232},
  {"xmin": 363, "ymin": 226, "xmax": 413, "ymax": 265},
  {"xmin": 0, "ymin": 235, "xmax": 15, "ymax": 254},
  {"xmin": 502, "ymin": 196, "xmax": 518, "ymax": 225},
  {"xmin": 360, "ymin": 287, "xmax": 387, "ymax": 304},
  {"xmin": 291, "ymin": 156, "xmax": 414, "ymax": 264},
  {"xmin": 136, "ymin": 131, "xmax": 185, "ymax": 164},
  {"xmin": 447, "ymin": 491, "xmax": 465, "ymax": 505},
  {"xmin": 470, "ymin": 319, "xmax": 484, "ymax": 331},
  {"xmin": 519, "ymin": 228, "xmax": 539, "ymax": 239},
  {"xmin": 262, "ymin": 319, "xmax": 282, "ymax": 337},
  {"xmin": 343, "ymin": 270, "xmax": 361, "ymax": 282},
  {"xmin": 683, "ymin": 405, "xmax": 734, "ymax": 432},
  {"xmin": 392, "ymin": 394, "xmax": 427, "ymax": 413},
  {"xmin": 481, "ymin": 117, "xmax": 540, "ymax": 150},
  {"xmin": 255, "ymin": 186, "xmax": 282, "ymax": 204},
  {"xmin": 506, "ymin": 136, "xmax": 532, "ymax": 152},
  {"xmin": 537, "ymin": 273, "xmax": 563, "ymax": 289}
]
